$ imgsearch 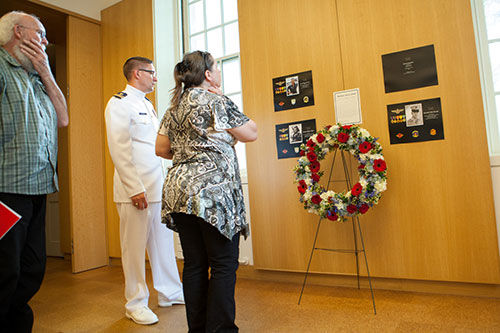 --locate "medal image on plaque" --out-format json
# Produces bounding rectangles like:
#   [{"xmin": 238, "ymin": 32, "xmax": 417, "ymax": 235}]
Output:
[
  {"xmin": 275, "ymin": 119, "xmax": 316, "ymax": 159},
  {"xmin": 273, "ymin": 70, "xmax": 315, "ymax": 111},
  {"xmin": 387, "ymin": 97, "xmax": 444, "ymax": 144}
]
